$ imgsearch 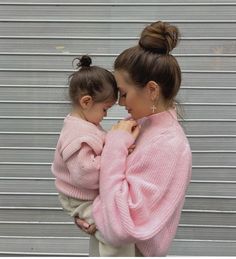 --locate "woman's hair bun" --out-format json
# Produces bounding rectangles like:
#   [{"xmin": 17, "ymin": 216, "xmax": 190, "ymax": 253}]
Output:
[{"xmin": 139, "ymin": 21, "xmax": 180, "ymax": 54}]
